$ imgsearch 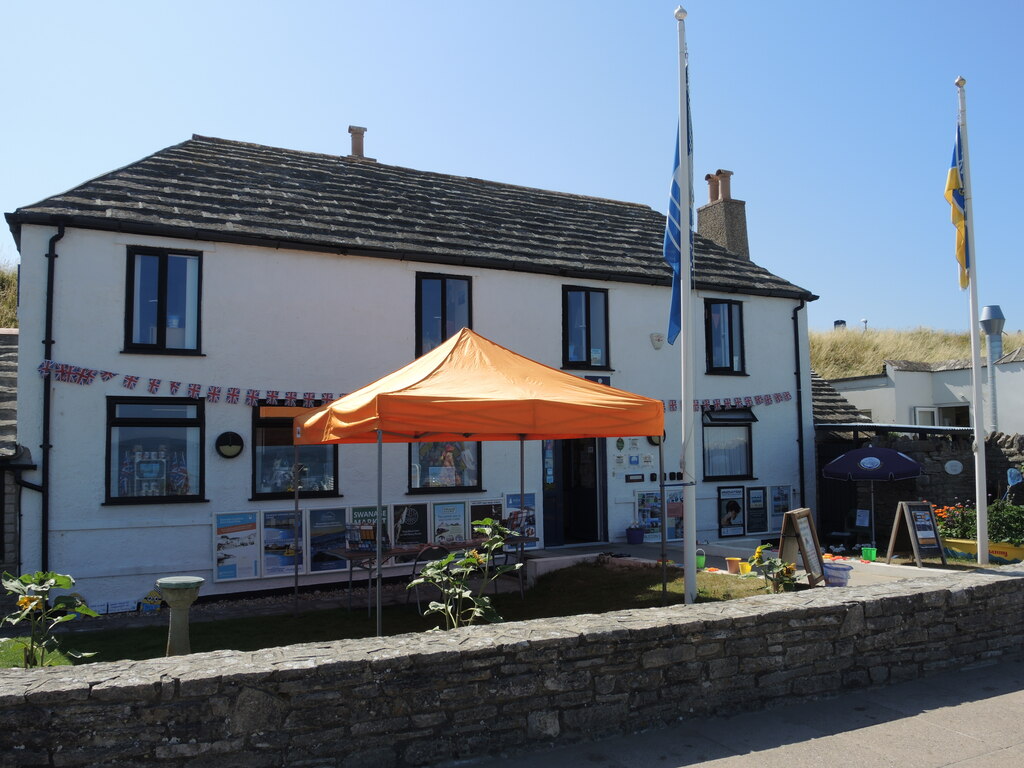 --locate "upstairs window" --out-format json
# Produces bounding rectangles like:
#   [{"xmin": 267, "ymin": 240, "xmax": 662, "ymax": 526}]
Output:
[
  {"xmin": 562, "ymin": 286, "xmax": 609, "ymax": 369},
  {"xmin": 125, "ymin": 247, "xmax": 201, "ymax": 353},
  {"xmin": 416, "ymin": 273, "xmax": 471, "ymax": 356},
  {"xmin": 705, "ymin": 299, "xmax": 745, "ymax": 374}
]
